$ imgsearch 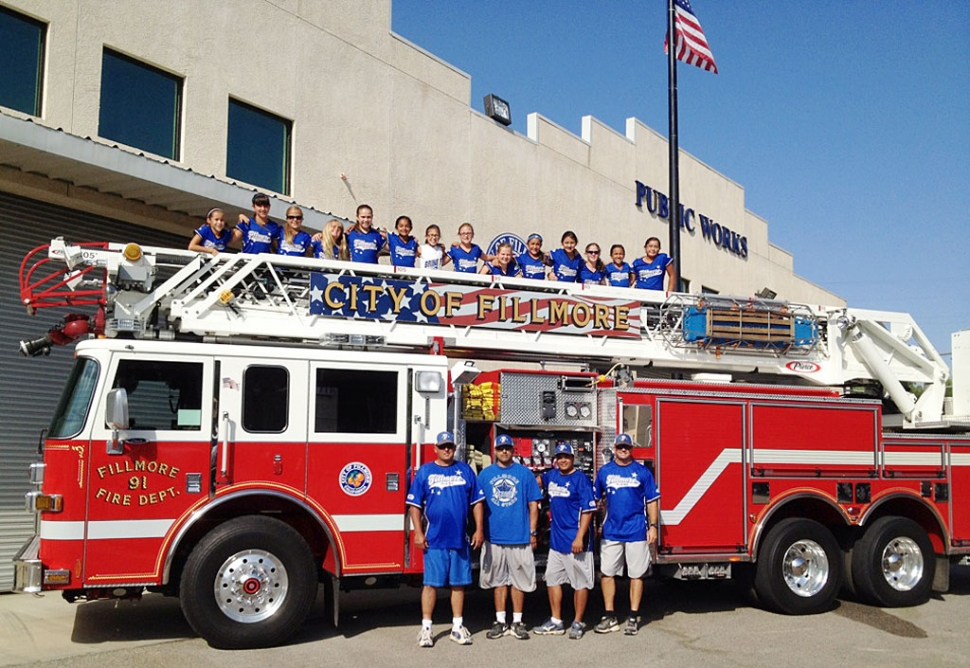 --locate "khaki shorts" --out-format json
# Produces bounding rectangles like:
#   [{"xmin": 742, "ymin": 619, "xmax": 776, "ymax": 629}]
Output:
[
  {"xmin": 544, "ymin": 549, "xmax": 594, "ymax": 590},
  {"xmin": 600, "ymin": 539, "xmax": 651, "ymax": 579},
  {"xmin": 479, "ymin": 542, "xmax": 537, "ymax": 592}
]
